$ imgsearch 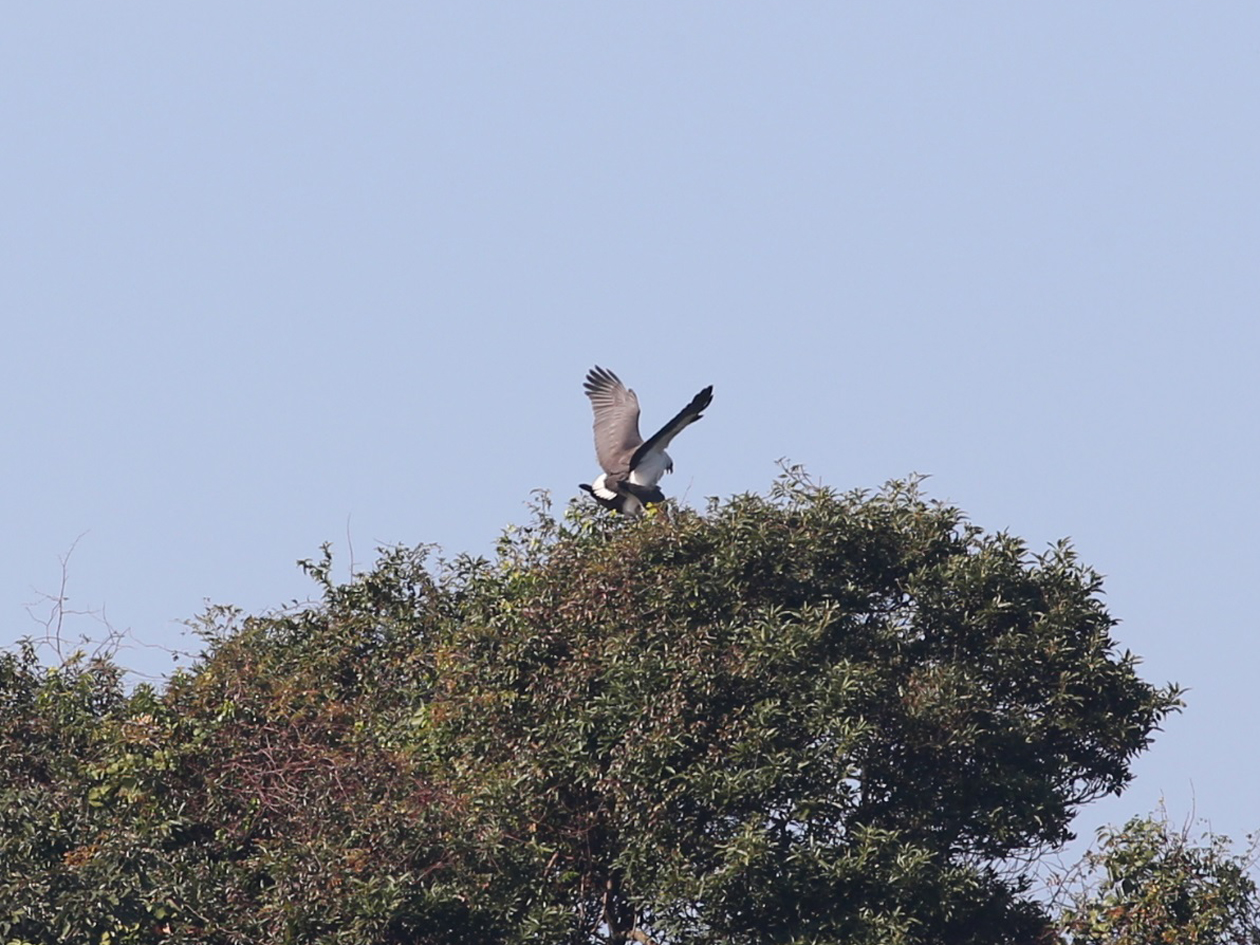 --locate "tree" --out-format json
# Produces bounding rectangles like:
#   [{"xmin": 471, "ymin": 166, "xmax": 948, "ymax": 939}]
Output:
[
  {"xmin": 423, "ymin": 472, "xmax": 1180, "ymax": 943},
  {"xmin": 1057, "ymin": 814, "xmax": 1260, "ymax": 945},
  {"xmin": 0, "ymin": 470, "xmax": 1182, "ymax": 944}
]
